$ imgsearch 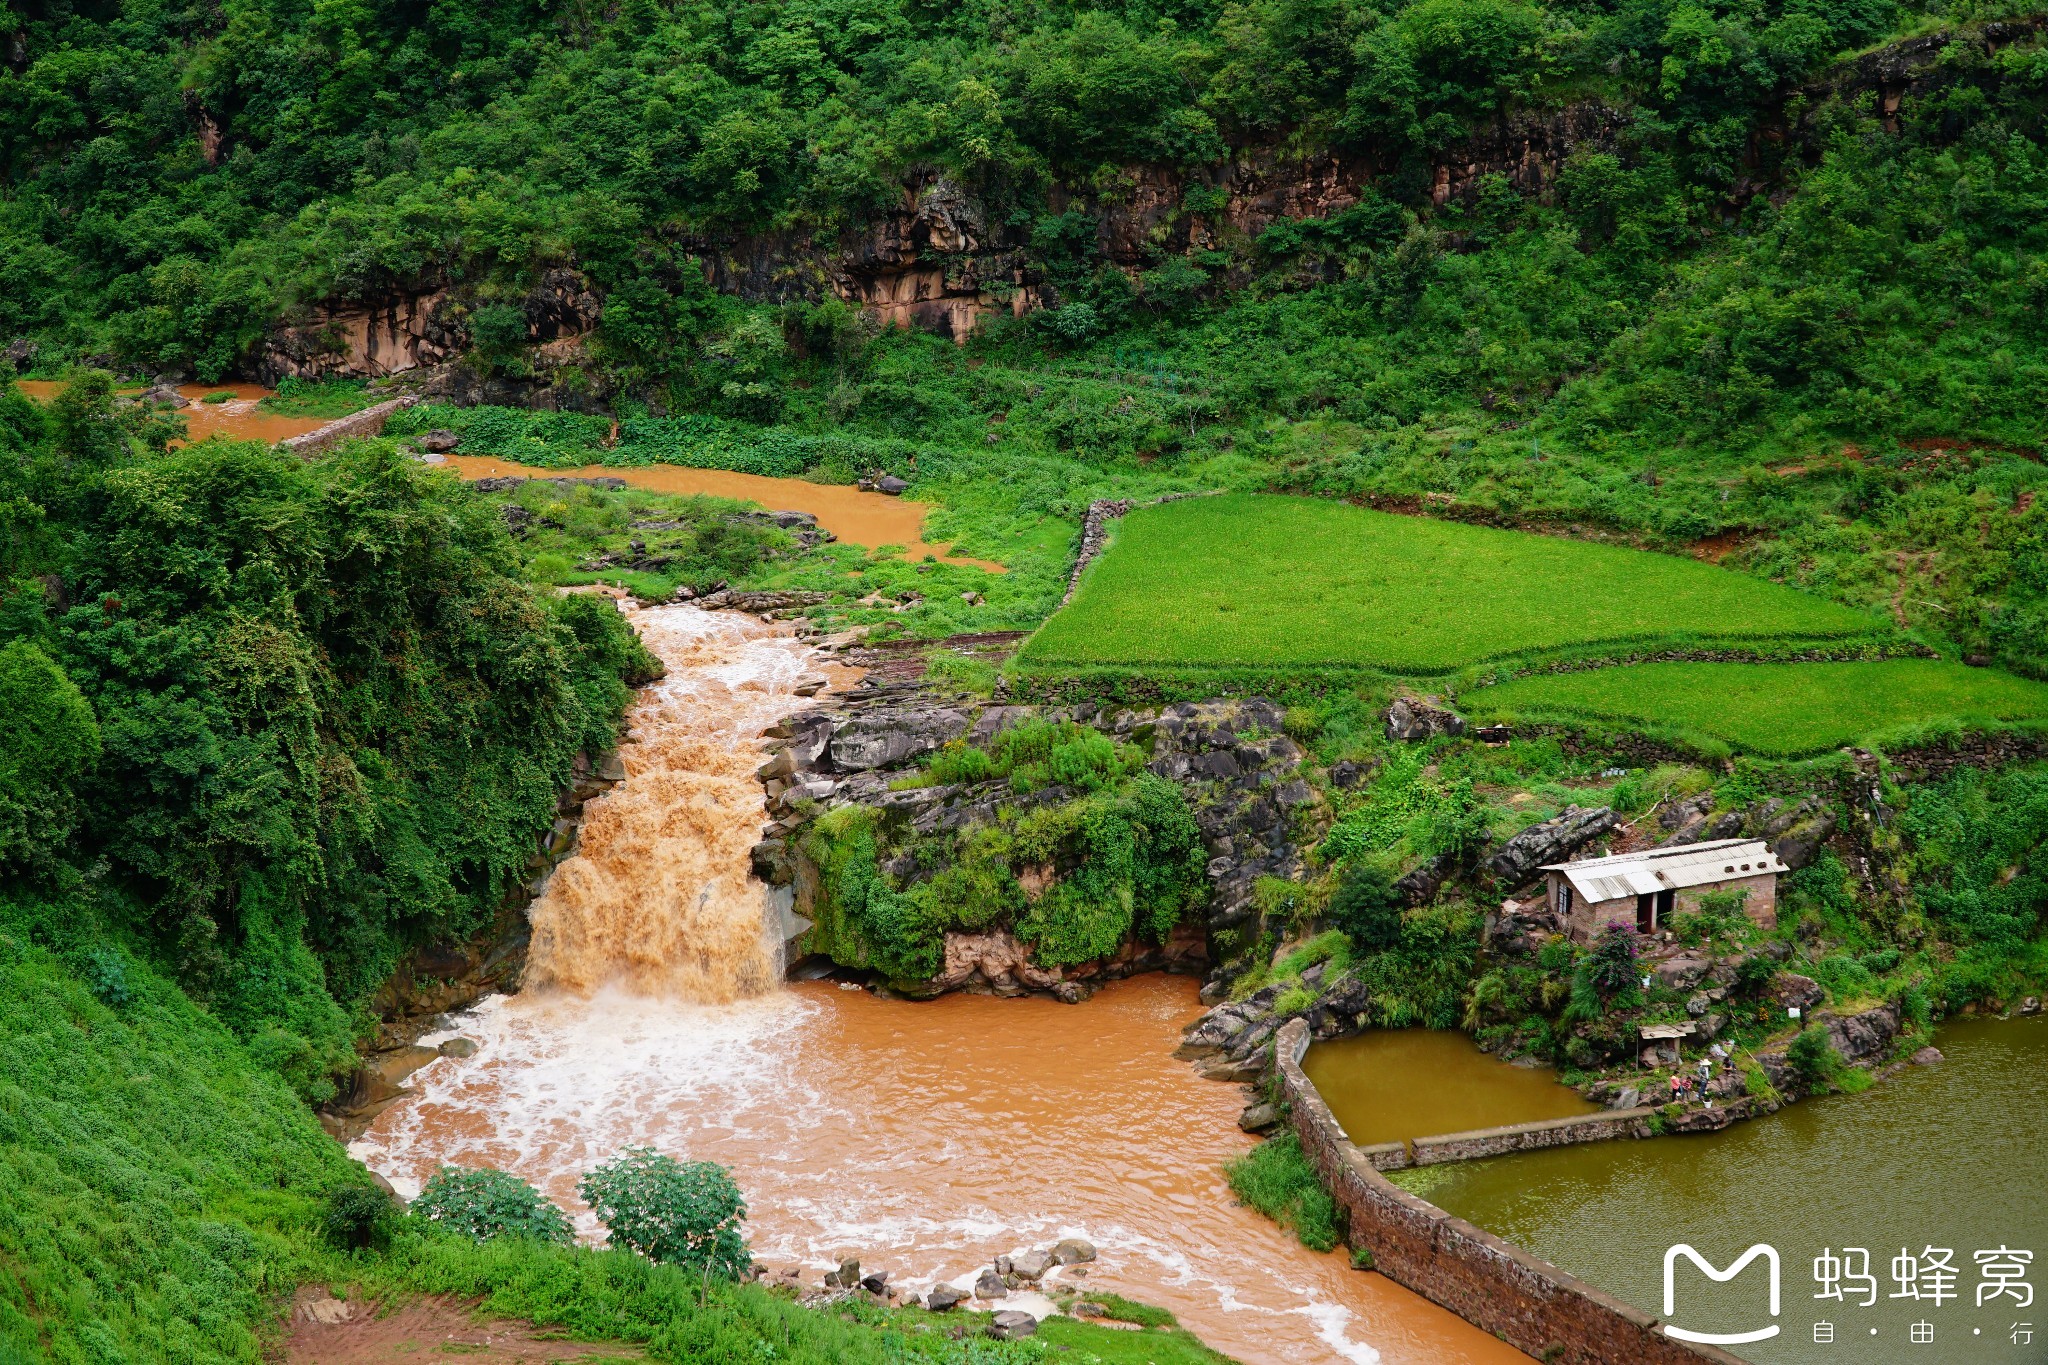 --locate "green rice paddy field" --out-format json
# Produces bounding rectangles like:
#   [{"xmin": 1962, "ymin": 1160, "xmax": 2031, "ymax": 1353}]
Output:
[
  {"xmin": 1020, "ymin": 494, "xmax": 1883, "ymax": 673},
  {"xmin": 1462, "ymin": 660, "xmax": 2048, "ymax": 756}
]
